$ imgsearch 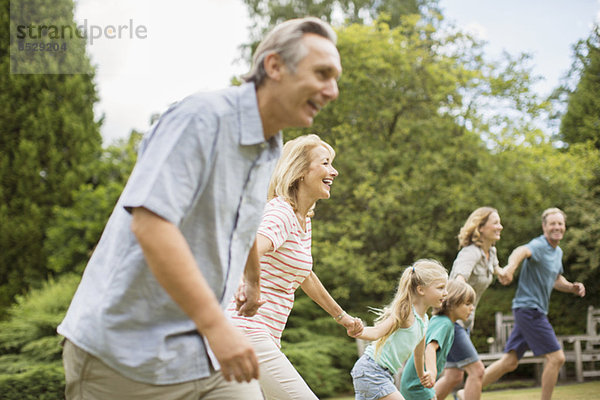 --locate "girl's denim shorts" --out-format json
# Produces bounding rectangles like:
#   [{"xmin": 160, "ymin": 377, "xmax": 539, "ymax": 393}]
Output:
[{"xmin": 351, "ymin": 354, "xmax": 397, "ymax": 400}]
